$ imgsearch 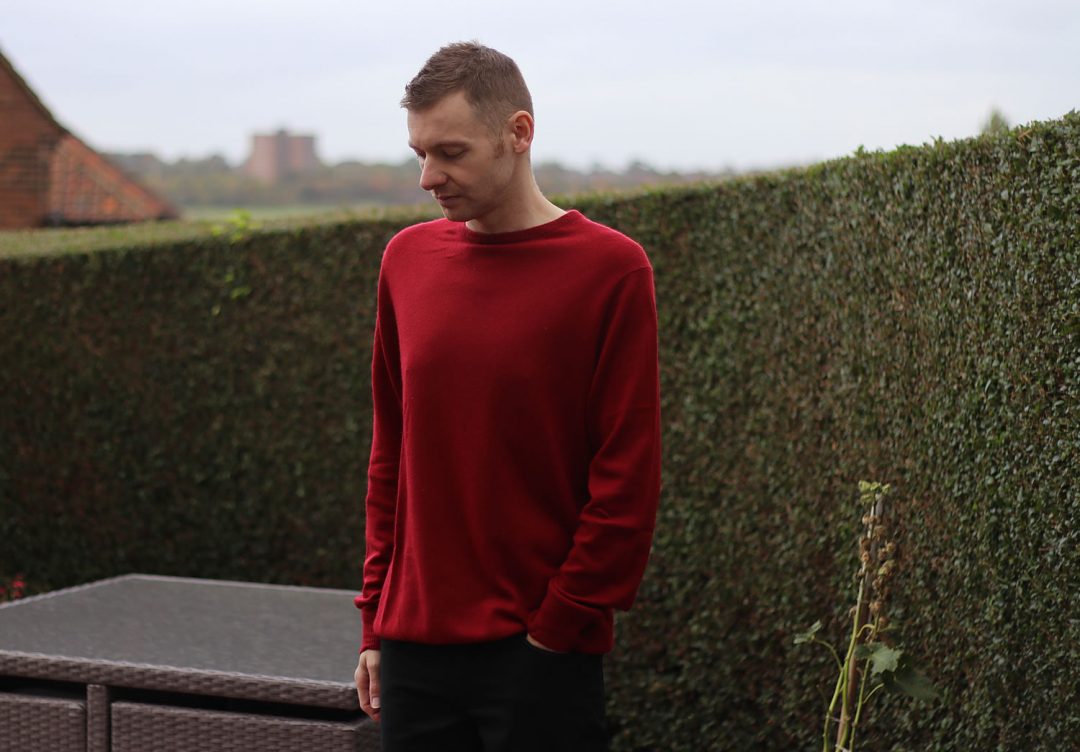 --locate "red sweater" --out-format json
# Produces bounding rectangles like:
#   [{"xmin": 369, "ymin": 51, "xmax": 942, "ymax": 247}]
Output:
[{"xmin": 353, "ymin": 210, "xmax": 661, "ymax": 655}]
